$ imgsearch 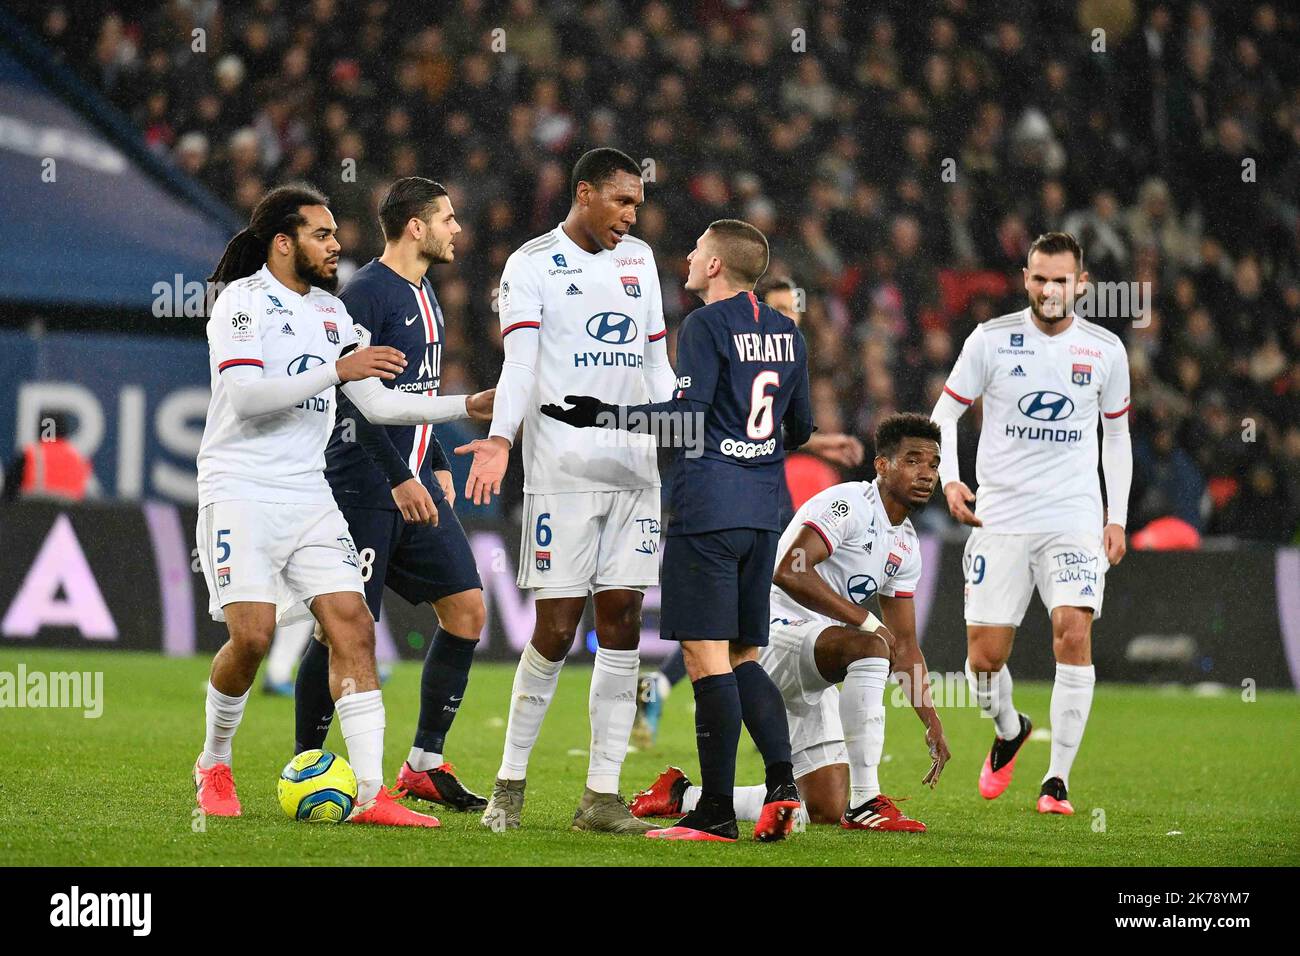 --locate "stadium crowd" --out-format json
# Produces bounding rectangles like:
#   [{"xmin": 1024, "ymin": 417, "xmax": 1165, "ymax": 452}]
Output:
[{"xmin": 17, "ymin": 0, "xmax": 1300, "ymax": 541}]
